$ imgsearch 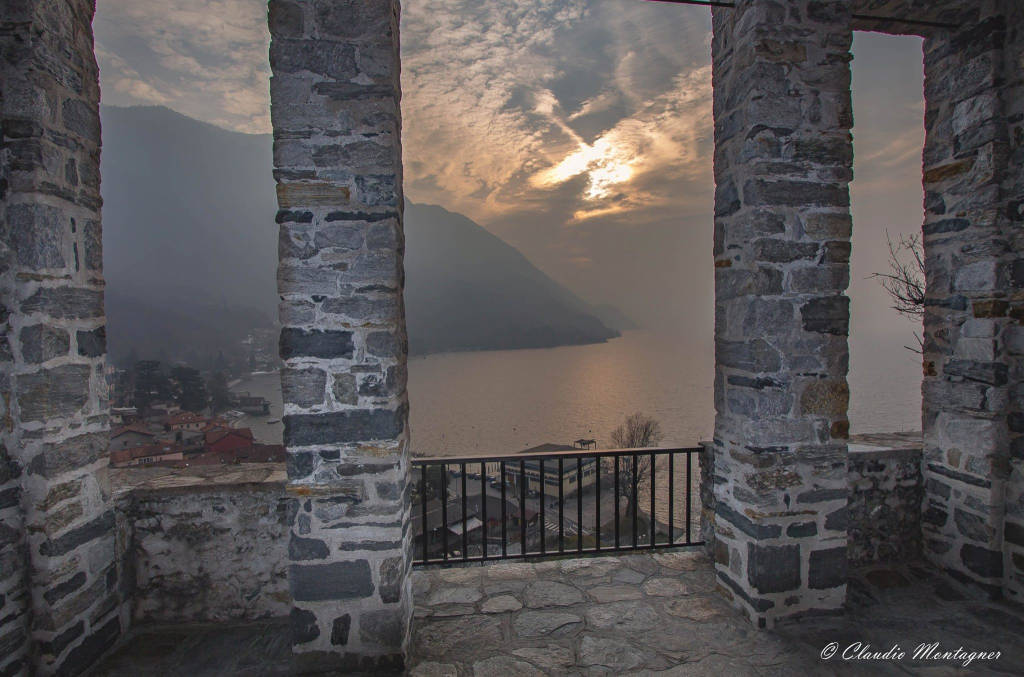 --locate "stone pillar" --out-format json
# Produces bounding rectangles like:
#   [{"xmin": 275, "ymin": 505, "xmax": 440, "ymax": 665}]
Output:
[
  {"xmin": 0, "ymin": 148, "xmax": 31, "ymax": 673},
  {"xmin": 0, "ymin": 0, "xmax": 122, "ymax": 673},
  {"xmin": 710, "ymin": 0, "xmax": 853, "ymax": 627},
  {"xmin": 919, "ymin": 1, "xmax": 1022, "ymax": 600},
  {"xmin": 268, "ymin": 0, "xmax": 411, "ymax": 670},
  {"xmin": 1001, "ymin": 0, "xmax": 1024, "ymax": 604}
]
